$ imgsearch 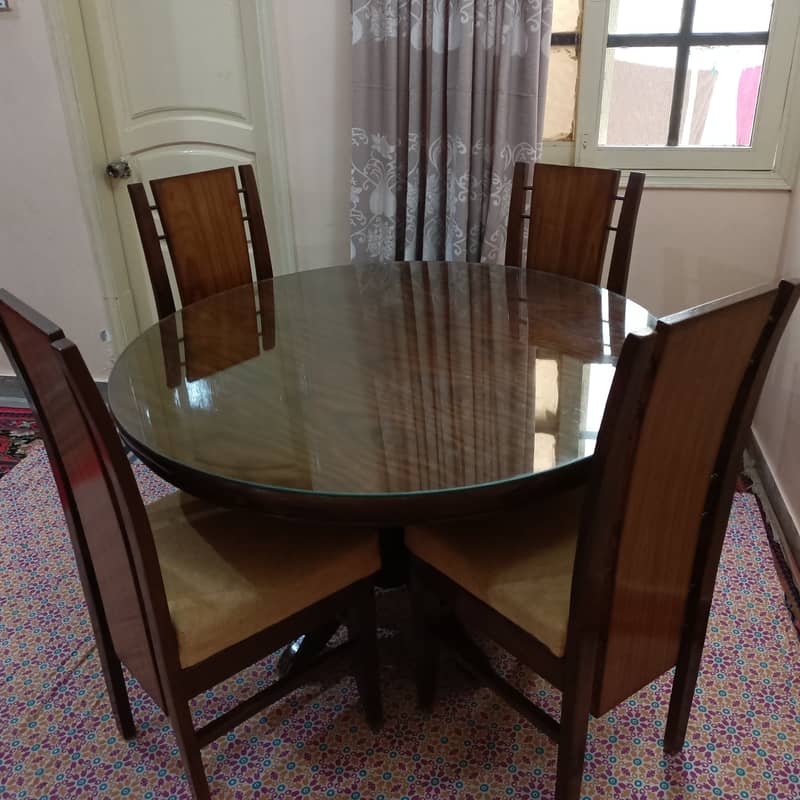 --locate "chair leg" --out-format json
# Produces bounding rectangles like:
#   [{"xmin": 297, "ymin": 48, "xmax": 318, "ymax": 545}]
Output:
[
  {"xmin": 102, "ymin": 650, "xmax": 135, "ymax": 740},
  {"xmin": 410, "ymin": 566, "xmax": 439, "ymax": 711},
  {"xmin": 347, "ymin": 580, "xmax": 383, "ymax": 731},
  {"xmin": 664, "ymin": 598, "xmax": 712, "ymax": 754},
  {"xmin": 69, "ymin": 540, "xmax": 135, "ymax": 738},
  {"xmin": 169, "ymin": 698, "xmax": 211, "ymax": 800},
  {"xmin": 555, "ymin": 675, "xmax": 593, "ymax": 800}
]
